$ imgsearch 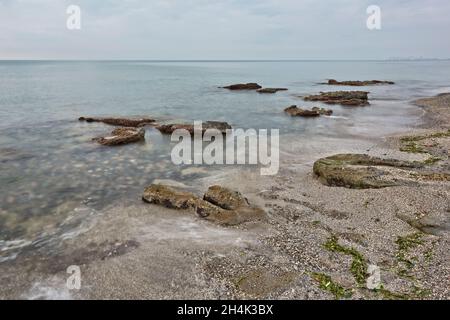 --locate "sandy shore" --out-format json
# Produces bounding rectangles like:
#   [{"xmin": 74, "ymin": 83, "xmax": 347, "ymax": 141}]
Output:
[{"xmin": 1, "ymin": 94, "xmax": 449, "ymax": 300}]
